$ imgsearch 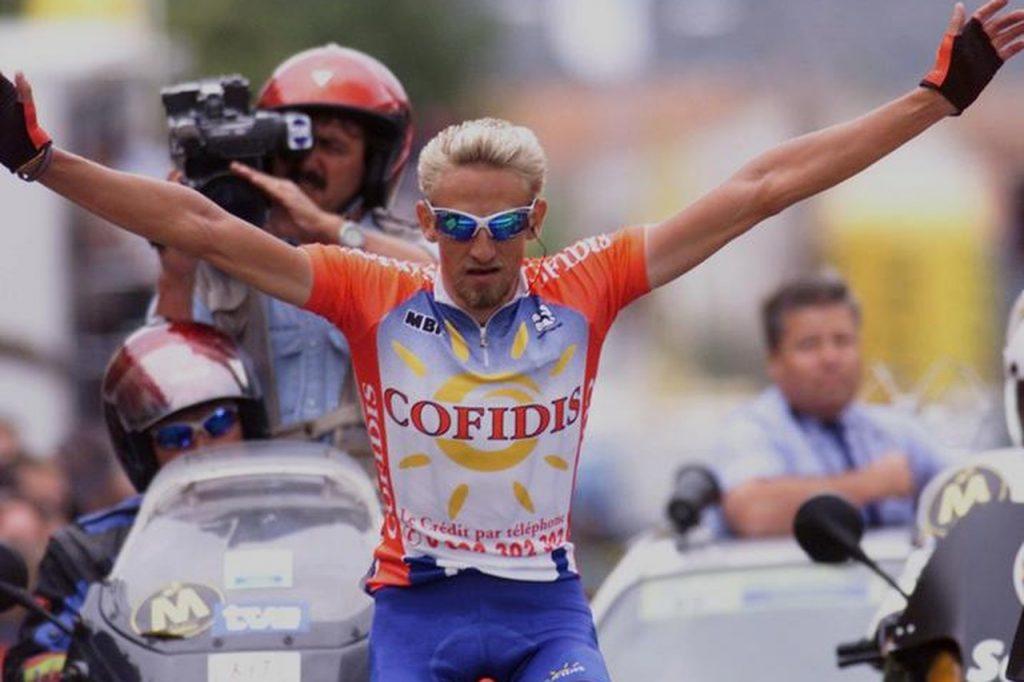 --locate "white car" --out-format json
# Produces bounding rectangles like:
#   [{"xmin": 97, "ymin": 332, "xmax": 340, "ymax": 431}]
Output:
[{"xmin": 591, "ymin": 527, "xmax": 911, "ymax": 680}]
